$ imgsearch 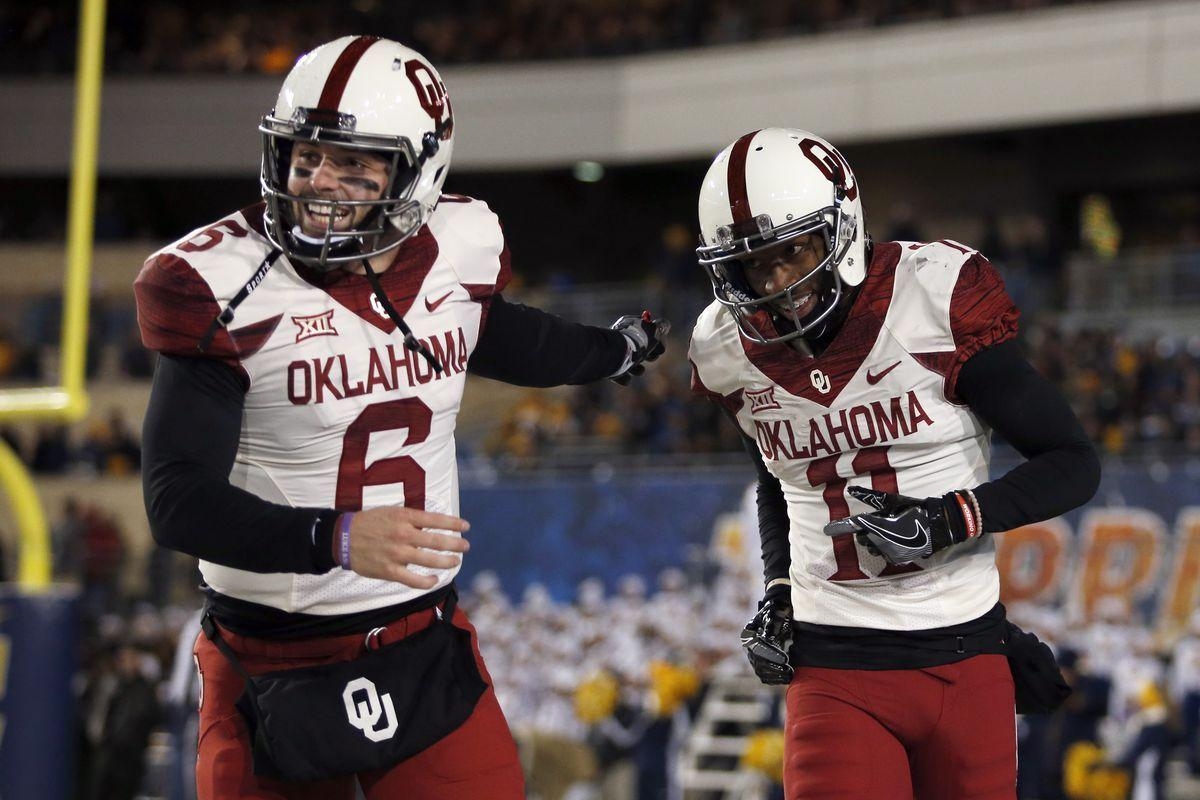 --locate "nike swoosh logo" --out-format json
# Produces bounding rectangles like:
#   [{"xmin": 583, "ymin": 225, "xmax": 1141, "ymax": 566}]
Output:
[
  {"xmin": 424, "ymin": 291, "xmax": 453, "ymax": 313},
  {"xmin": 865, "ymin": 361, "xmax": 901, "ymax": 385},
  {"xmin": 858, "ymin": 516, "xmax": 928, "ymax": 545}
]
